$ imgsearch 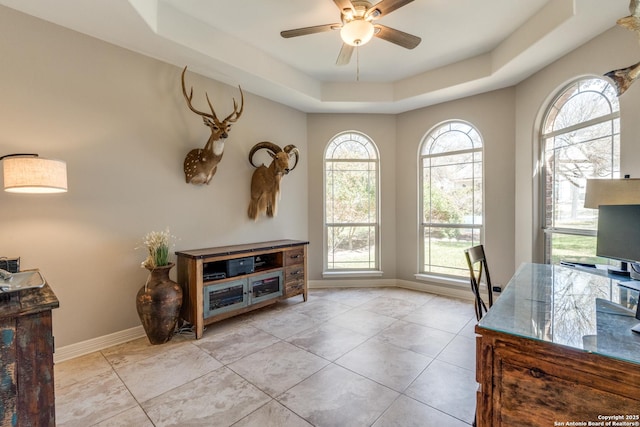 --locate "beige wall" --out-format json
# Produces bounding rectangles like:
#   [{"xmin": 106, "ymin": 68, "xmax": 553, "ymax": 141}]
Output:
[
  {"xmin": 0, "ymin": 8, "xmax": 308, "ymax": 348},
  {"xmin": 514, "ymin": 25, "xmax": 640, "ymax": 265}
]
